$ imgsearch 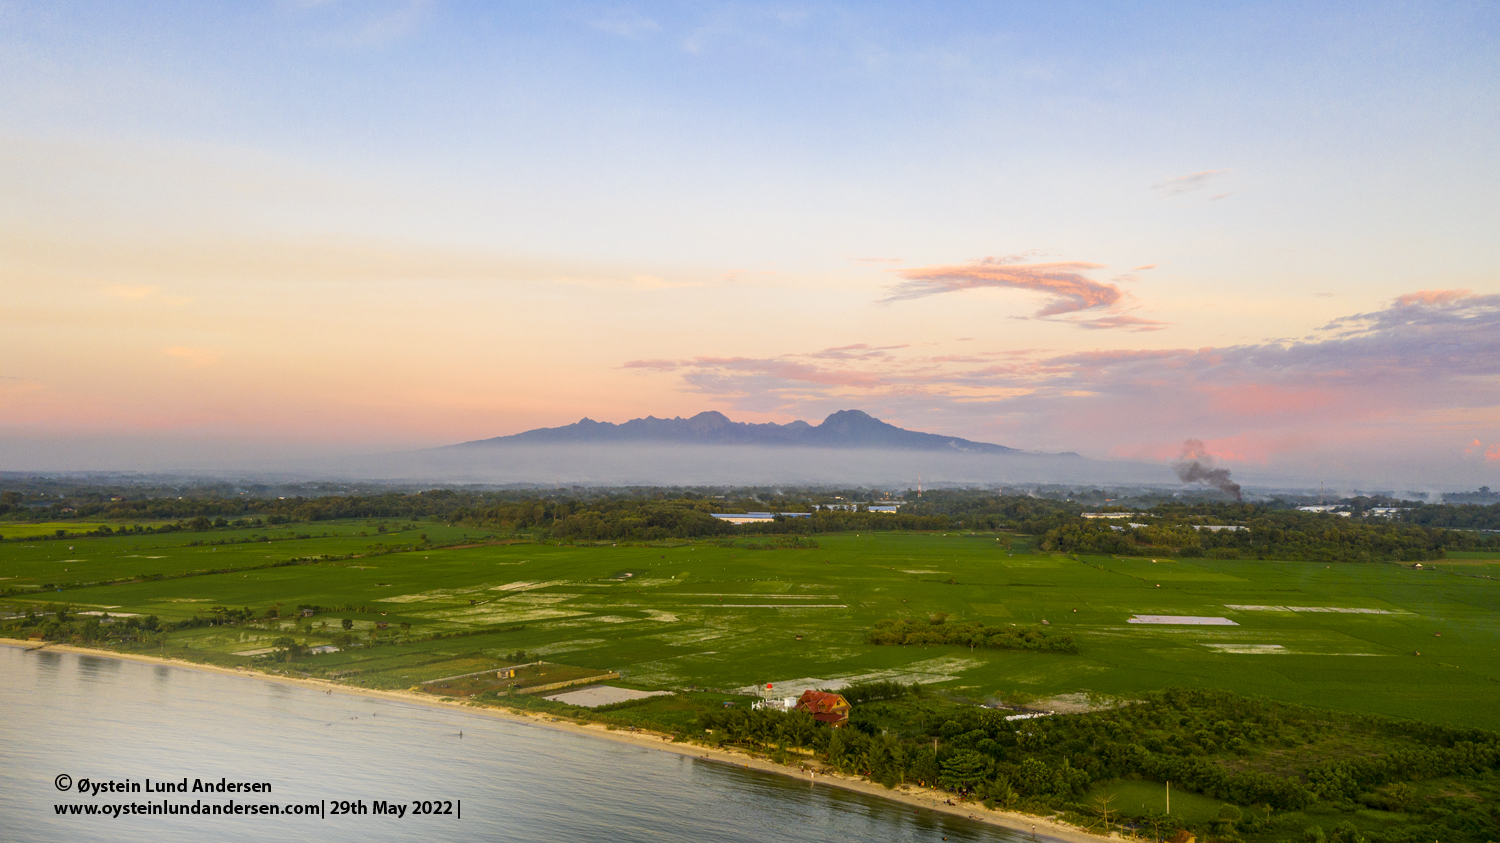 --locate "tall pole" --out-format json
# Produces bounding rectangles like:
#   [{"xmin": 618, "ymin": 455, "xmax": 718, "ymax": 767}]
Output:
[{"xmin": 1166, "ymin": 780, "xmax": 1170, "ymax": 815}]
